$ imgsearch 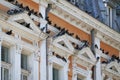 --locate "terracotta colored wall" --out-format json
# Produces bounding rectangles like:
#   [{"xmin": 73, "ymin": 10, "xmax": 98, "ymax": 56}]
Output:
[
  {"xmin": 18, "ymin": 0, "xmax": 39, "ymax": 11},
  {"xmin": 48, "ymin": 13, "xmax": 91, "ymax": 43},
  {"xmin": 100, "ymin": 42, "xmax": 119, "ymax": 56},
  {"xmin": 0, "ymin": 4, "xmax": 9, "ymax": 11}
]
